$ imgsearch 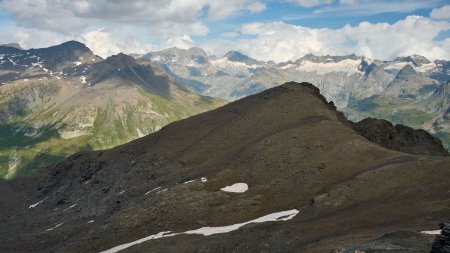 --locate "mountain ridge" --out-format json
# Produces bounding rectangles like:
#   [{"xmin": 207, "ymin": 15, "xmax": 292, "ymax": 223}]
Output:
[
  {"xmin": 0, "ymin": 81, "xmax": 449, "ymax": 252},
  {"xmin": 143, "ymin": 46, "xmax": 450, "ymax": 150}
]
